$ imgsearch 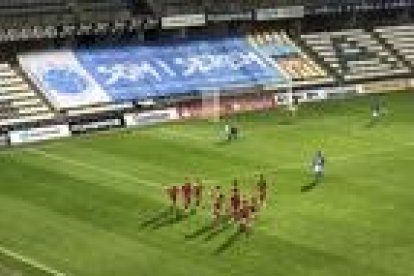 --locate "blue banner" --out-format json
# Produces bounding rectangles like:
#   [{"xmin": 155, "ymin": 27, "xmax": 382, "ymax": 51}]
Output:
[
  {"xmin": 76, "ymin": 37, "xmax": 286, "ymax": 101},
  {"xmin": 19, "ymin": 37, "xmax": 287, "ymax": 109}
]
